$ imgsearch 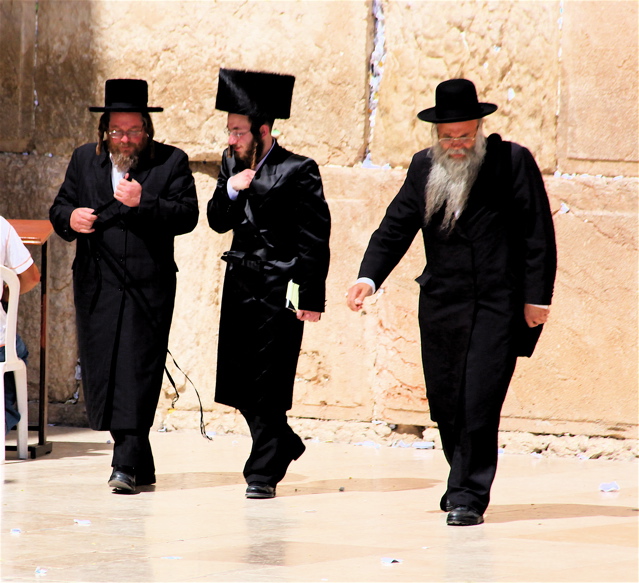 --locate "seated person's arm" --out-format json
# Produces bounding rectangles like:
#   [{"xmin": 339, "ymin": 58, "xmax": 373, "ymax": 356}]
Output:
[{"xmin": 18, "ymin": 263, "xmax": 40, "ymax": 294}]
